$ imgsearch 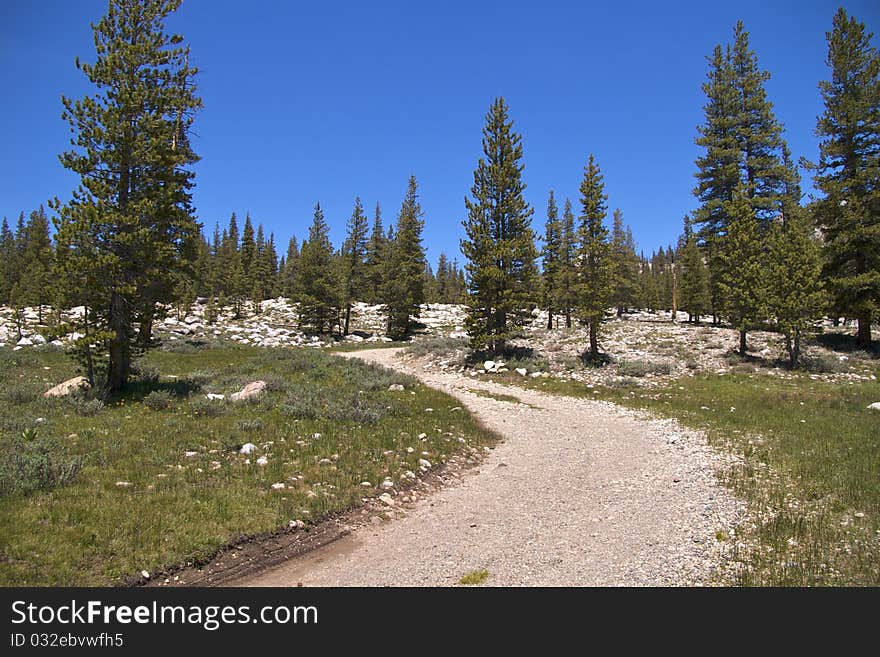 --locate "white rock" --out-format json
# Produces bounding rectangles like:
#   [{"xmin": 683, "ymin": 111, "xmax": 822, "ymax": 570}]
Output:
[
  {"xmin": 16, "ymin": 337, "xmax": 33, "ymax": 346},
  {"xmin": 44, "ymin": 376, "xmax": 91, "ymax": 398},
  {"xmin": 380, "ymin": 479, "xmax": 394, "ymax": 490},
  {"xmin": 483, "ymin": 360, "xmax": 496, "ymax": 371},
  {"xmin": 256, "ymin": 456, "xmax": 269, "ymax": 466},
  {"xmin": 378, "ymin": 493, "xmax": 395, "ymax": 507},
  {"xmin": 184, "ymin": 451, "xmax": 199, "ymax": 458},
  {"xmin": 270, "ymin": 482, "xmax": 286, "ymax": 490},
  {"xmin": 115, "ymin": 481, "xmax": 132, "ymax": 488},
  {"xmin": 141, "ymin": 570, "xmax": 150, "ymax": 579},
  {"xmin": 205, "ymin": 393, "xmax": 225, "ymax": 401},
  {"xmin": 31, "ymin": 334, "xmax": 46, "ymax": 344},
  {"xmin": 360, "ymin": 481, "xmax": 373, "ymax": 487},
  {"xmin": 239, "ymin": 442, "xmax": 257, "ymax": 455},
  {"xmin": 868, "ymin": 402, "xmax": 880, "ymax": 412},
  {"xmin": 418, "ymin": 458, "xmax": 432, "ymax": 469},
  {"xmin": 515, "ymin": 367, "xmax": 528, "ymax": 376},
  {"xmin": 530, "ymin": 371, "xmax": 543, "ymax": 378},
  {"xmin": 230, "ymin": 380, "xmax": 267, "ymax": 402},
  {"xmin": 388, "ymin": 384, "xmax": 405, "ymax": 392}
]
